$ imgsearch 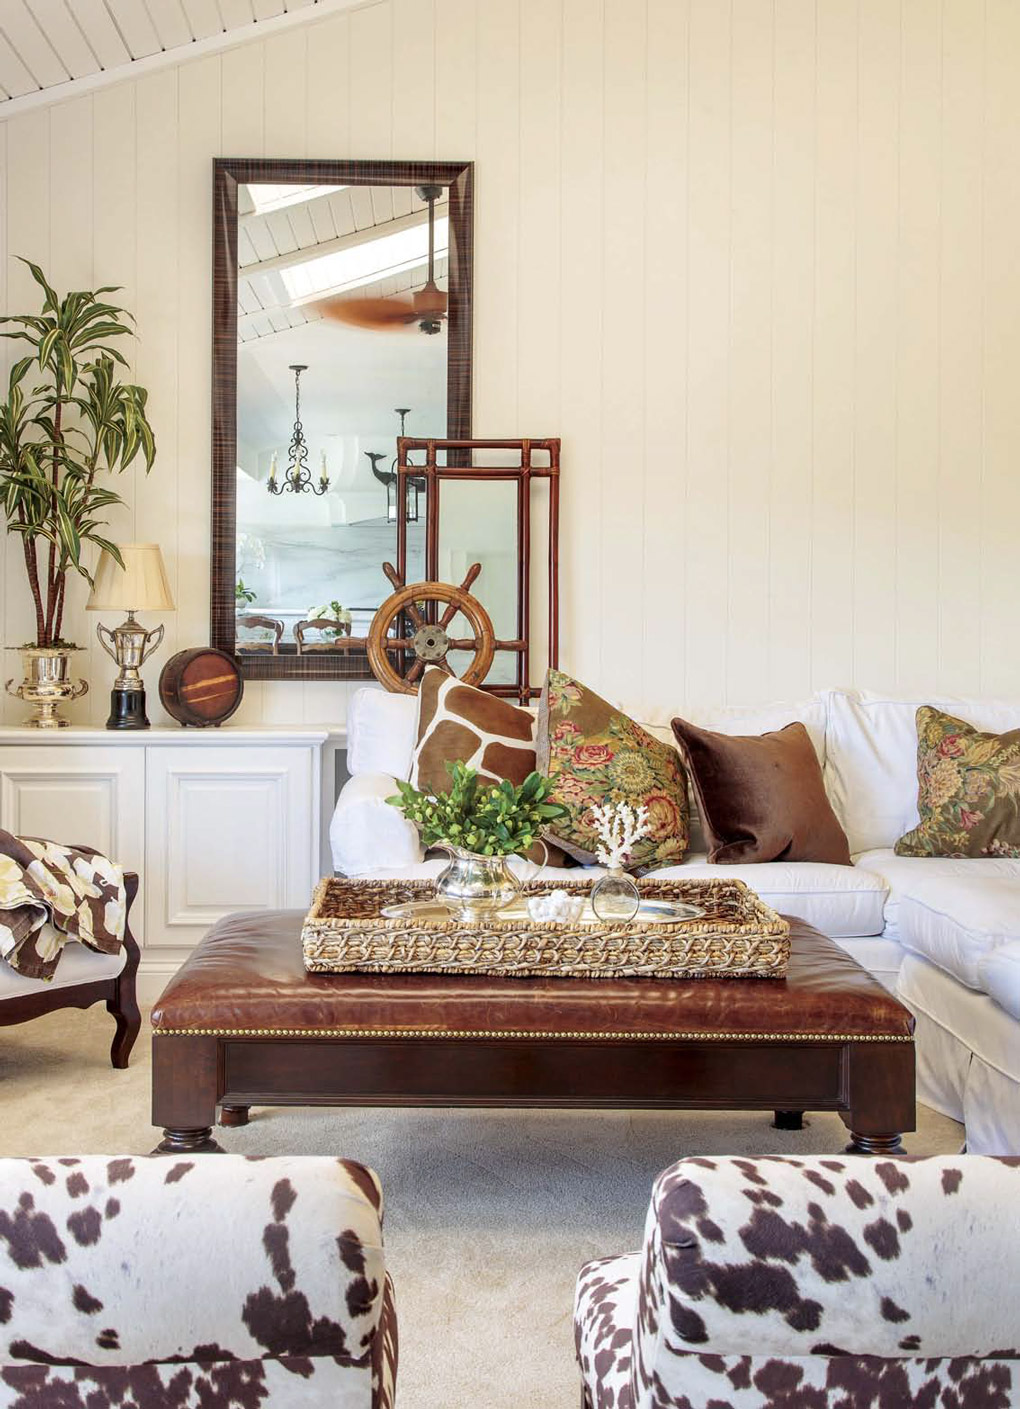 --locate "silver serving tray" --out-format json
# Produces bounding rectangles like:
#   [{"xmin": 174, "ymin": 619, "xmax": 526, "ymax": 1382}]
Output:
[{"xmin": 378, "ymin": 897, "xmax": 706, "ymax": 925}]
